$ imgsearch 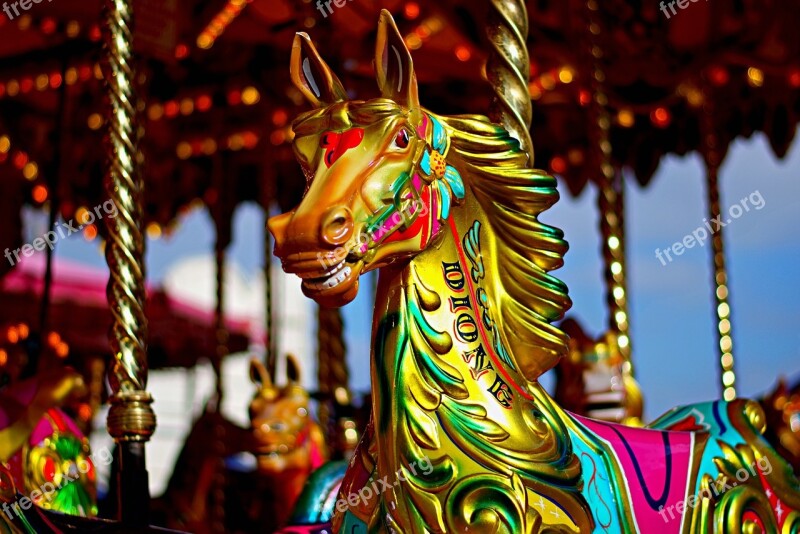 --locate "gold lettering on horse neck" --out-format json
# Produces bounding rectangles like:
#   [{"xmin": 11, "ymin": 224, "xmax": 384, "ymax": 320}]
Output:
[{"xmin": 441, "ymin": 253, "xmax": 514, "ymax": 409}]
